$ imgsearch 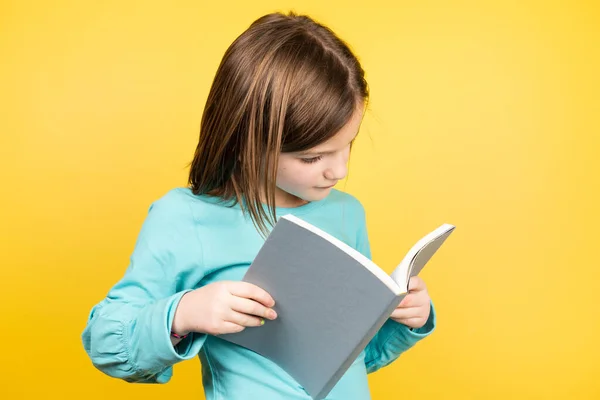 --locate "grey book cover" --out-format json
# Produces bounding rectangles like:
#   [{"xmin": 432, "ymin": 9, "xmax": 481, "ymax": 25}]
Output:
[{"xmin": 220, "ymin": 215, "xmax": 455, "ymax": 399}]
